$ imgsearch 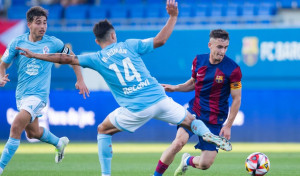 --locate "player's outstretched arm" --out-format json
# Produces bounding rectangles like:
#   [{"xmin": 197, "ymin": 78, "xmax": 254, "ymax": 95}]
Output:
[
  {"xmin": 153, "ymin": 0, "xmax": 178, "ymax": 48},
  {"xmin": 16, "ymin": 47, "xmax": 80, "ymax": 65},
  {"xmin": 220, "ymin": 88, "xmax": 241, "ymax": 140},
  {"xmin": 162, "ymin": 78, "xmax": 195, "ymax": 92},
  {"xmin": 69, "ymin": 50, "xmax": 90, "ymax": 99},
  {"xmin": 0, "ymin": 62, "xmax": 10, "ymax": 87}
]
